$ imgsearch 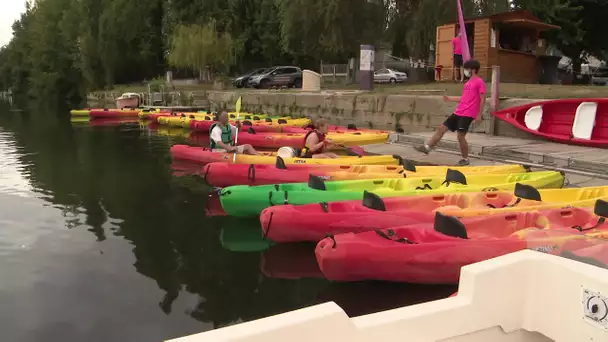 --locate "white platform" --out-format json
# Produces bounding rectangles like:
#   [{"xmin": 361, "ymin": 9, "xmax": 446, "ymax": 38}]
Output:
[{"xmin": 167, "ymin": 250, "xmax": 608, "ymax": 342}]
